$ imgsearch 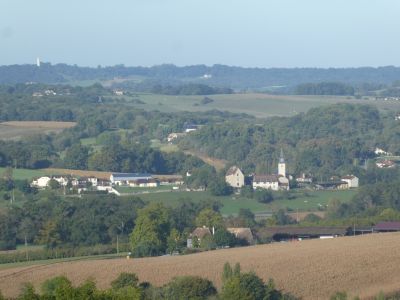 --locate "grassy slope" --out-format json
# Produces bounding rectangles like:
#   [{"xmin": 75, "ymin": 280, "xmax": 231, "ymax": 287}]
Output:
[
  {"xmin": 120, "ymin": 93, "xmax": 400, "ymax": 118},
  {"xmin": 0, "ymin": 168, "xmax": 46, "ymax": 180},
  {"xmin": 137, "ymin": 190, "xmax": 356, "ymax": 215}
]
